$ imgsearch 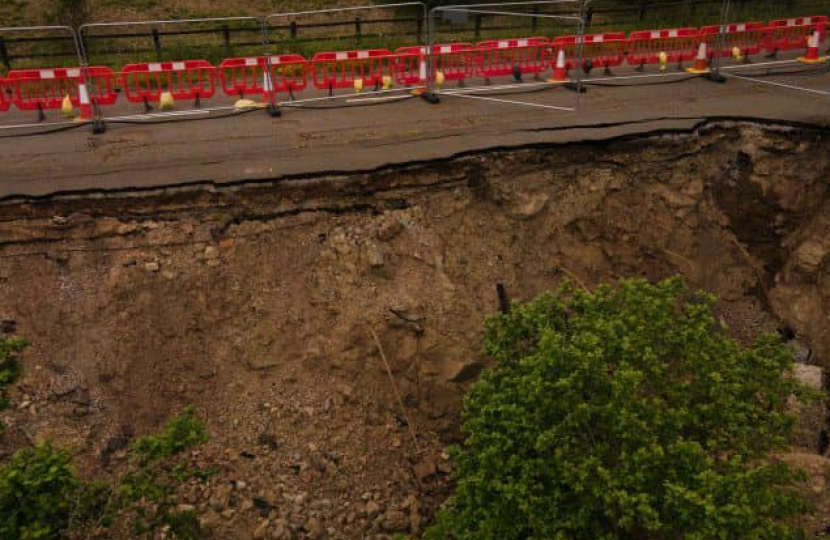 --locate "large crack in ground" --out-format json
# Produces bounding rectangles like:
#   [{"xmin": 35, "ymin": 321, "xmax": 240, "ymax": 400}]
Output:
[{"xmin": 0, "ymin": 121, "xmax": 829, "ymax": 539}]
